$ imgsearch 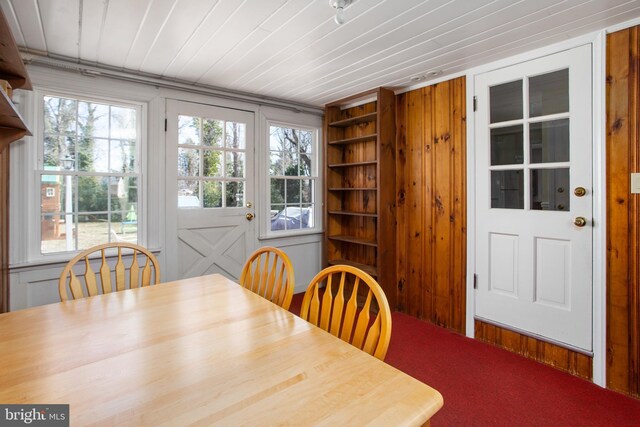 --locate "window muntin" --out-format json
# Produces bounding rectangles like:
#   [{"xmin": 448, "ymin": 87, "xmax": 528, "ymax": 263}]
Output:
[
  {"xmin": 39, "ymin": 95, "xmax": 140, "ymax": 254},
  {"xmin": 177, "ymin": 115, "xmax": 246, "ymax": 208},
  {"xmin": 268, "ymin": 124, "xmax": 318, "ymax": 233},
  {"xmin": 488, "ymin": 69, "xmax": 571, "ymax": 212}
]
